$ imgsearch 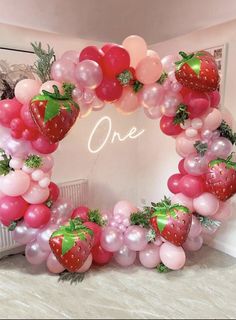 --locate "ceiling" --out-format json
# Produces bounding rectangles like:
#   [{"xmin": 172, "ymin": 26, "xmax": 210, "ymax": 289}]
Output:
[{"xmin": 1, "ymin": 0, "xmax": 236, "ymax": 44}]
